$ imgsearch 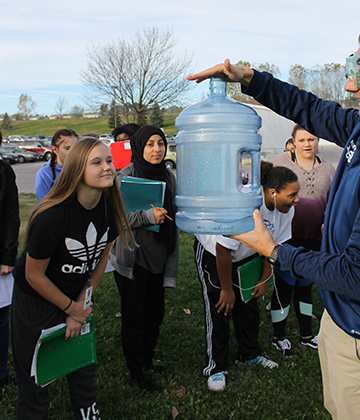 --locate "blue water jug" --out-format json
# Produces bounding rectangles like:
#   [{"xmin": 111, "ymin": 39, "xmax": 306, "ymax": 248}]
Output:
[{"xmin": 175, "ymin": 74, "xmax": 262, "ymax": 235}]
